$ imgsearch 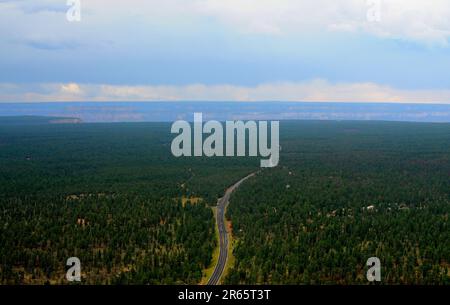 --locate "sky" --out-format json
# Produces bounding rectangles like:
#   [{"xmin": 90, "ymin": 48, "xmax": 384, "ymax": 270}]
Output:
[{"xmin": 1, "ymin": 0, "xmax": 450, "ymax": 103}]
